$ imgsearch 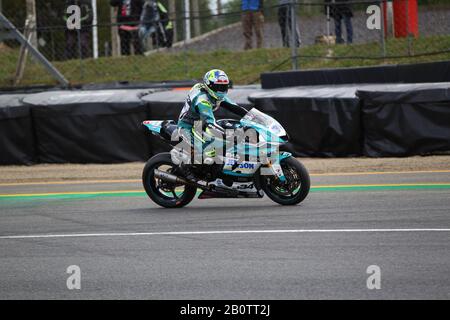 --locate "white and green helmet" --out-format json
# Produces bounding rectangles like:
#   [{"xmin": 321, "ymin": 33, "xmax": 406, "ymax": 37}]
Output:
[{"xmin": 203, "ymin": 69, "xmax": 230, "ymax": 101}]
